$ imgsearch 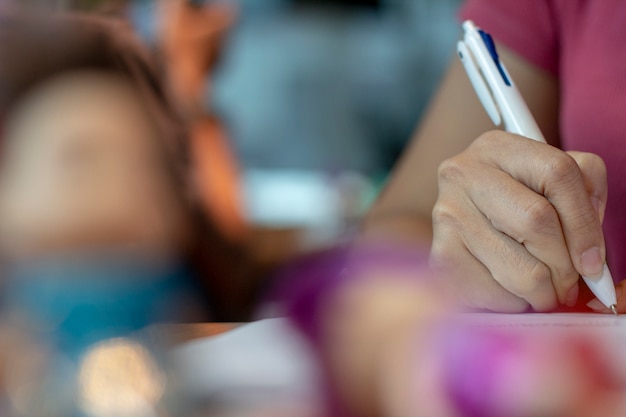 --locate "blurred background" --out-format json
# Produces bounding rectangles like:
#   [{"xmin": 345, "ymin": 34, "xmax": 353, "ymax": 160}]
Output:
[
  {"xmin": 163, "ymin": 0, "xmax": 464, "ymax": 317},
  {"xmin": 206, "ymin": 0, "xmax": 463, "ymax": 240},
  {"xmin": 124, "ymin": 0, "xmax": 465, "ymax": 320},
  {"xmin": 0, "ymin": 1, "xmax": 465, "ymax": 416},
  {"xmin": 138, "ymin": 0, "xmax": 463, "ymax": 306},
  {"xmin": 2, "ymin": 0, "xmax": 464, "ymax": 319},
  {"xmin": 108, "ymin": 0, "xmax": 463, "ymax": 175}
]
